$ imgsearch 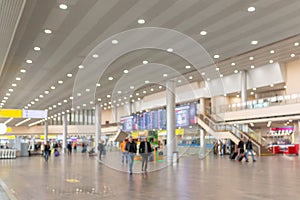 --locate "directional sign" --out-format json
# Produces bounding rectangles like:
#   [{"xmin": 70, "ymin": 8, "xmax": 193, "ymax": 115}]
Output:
[
  {"xmin": 0, "ymin": 109, "xmax": 22, "ymax": 118},
  {"xmin": 22, "ymin": 109, "xmax": 47, "ymax": 119}
]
